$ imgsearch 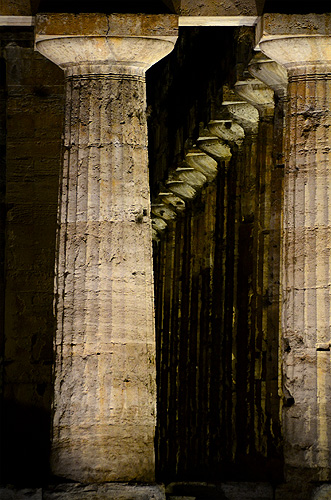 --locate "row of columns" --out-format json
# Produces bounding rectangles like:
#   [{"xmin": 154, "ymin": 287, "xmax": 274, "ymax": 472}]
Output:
[{"xmin": 34, "ymin": 11, "xmax": 331, "ymax": 490}]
